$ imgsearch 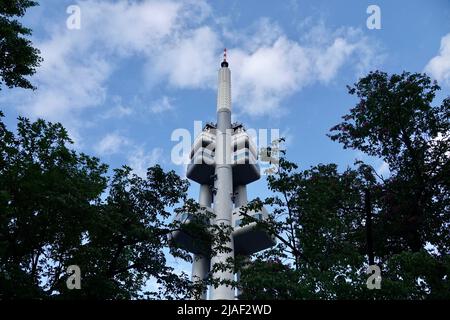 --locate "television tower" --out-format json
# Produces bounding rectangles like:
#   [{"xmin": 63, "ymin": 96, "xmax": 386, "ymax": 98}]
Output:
[{"xmin": 171, "ymin": 49, "xmax": 275, "ymax": 300}]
